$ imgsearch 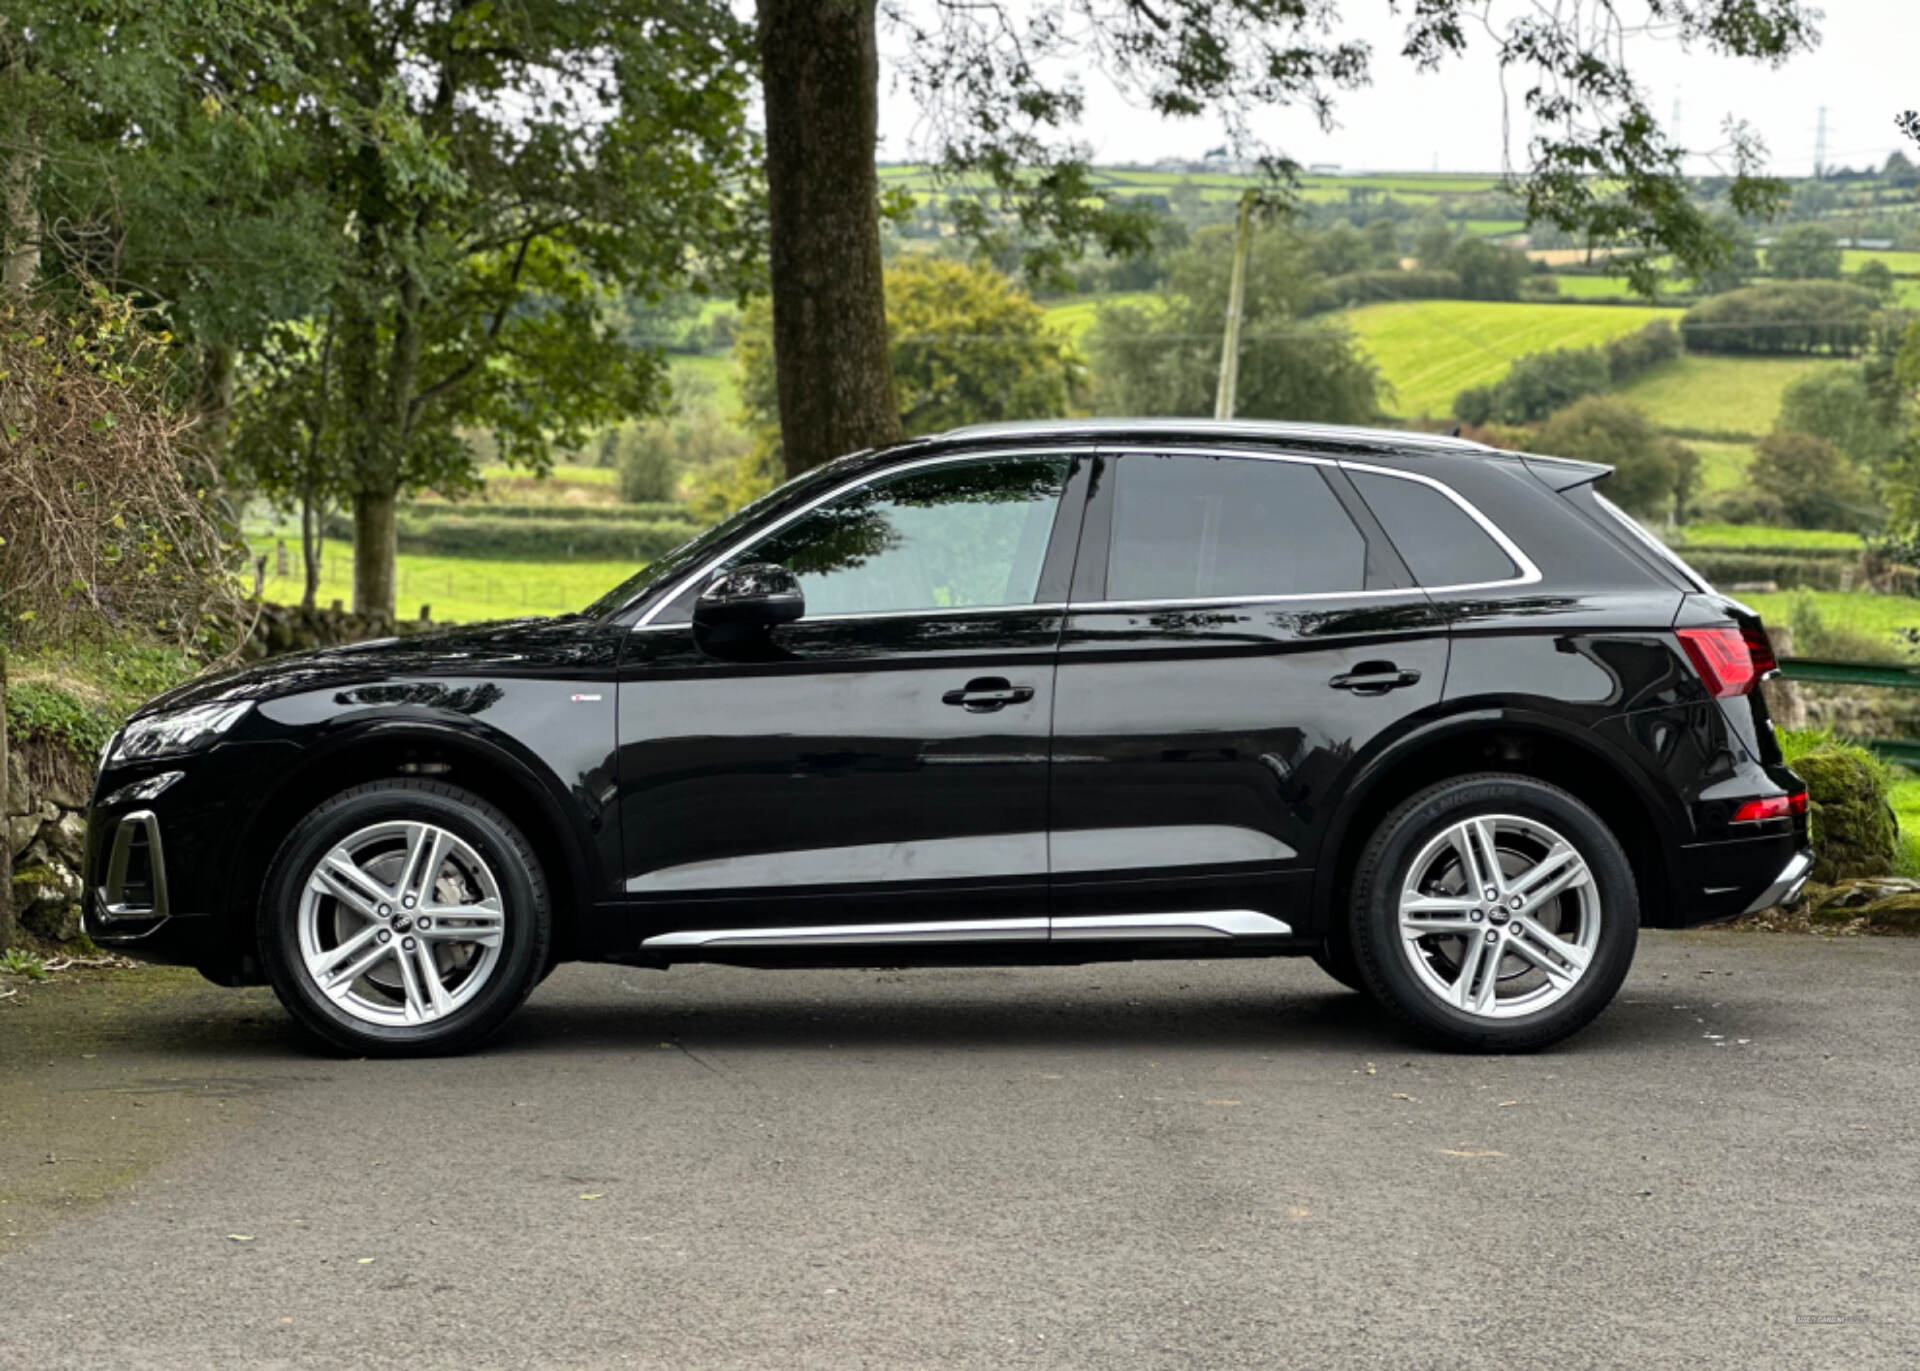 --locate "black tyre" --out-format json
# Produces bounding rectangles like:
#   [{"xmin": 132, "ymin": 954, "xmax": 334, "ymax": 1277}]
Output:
[
  {"xmin": 1352, "ymin": 773, "xmax": 1637, "ymax": 1052},
  {"xmin": 259, "ymin": 780, "xmax": 551, "ymax": 1056}
]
